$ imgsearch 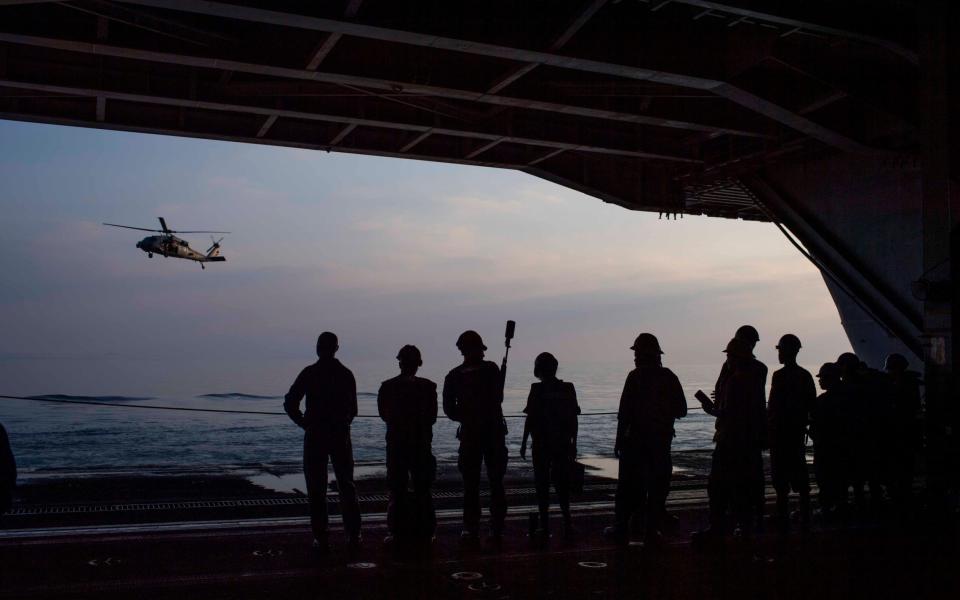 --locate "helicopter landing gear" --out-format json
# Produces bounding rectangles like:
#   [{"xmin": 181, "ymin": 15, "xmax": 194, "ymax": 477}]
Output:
[
  {"xmin": 148, "ymin": 253, "xmax": 153, "ymax": 258},
  {"xmin": 200, "ymin": 263, "xmax": 205, "ymax": 270}
]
